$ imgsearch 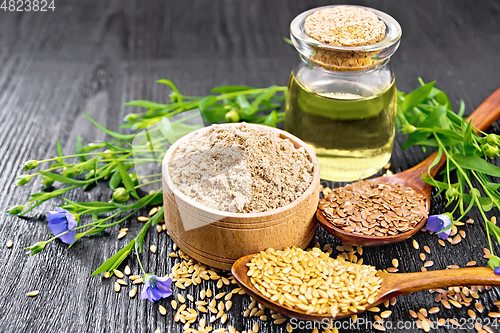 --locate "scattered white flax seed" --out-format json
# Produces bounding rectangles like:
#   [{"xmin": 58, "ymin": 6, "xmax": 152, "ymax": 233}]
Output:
[
  {"xmin": 6, "ymin": 240, "xmax": 13, "ymax": 248},
  {"xmin": 124, "ymin": 265, "xmax": 131, "ymax": 275},
  {"xmin": 380, "ymin": 310, "xmax": 392, "ymax": 319},
  {"xmin": 113, "ymin": 269, "xmax": 124, "ymax": 278},
  {"xmin": 424, "ymin": 261, "xmax": 434, "ymax": 268},
  {"xmin": 149, "ymin": 207, "xmax": 158, "ymax": 216},
  {"xmin": 103, "ymin": 271, "xmax": 110, "ymax": 279},
  {"xmin": 114, "ymin": 282, "xmax": 121, "ymax": 292},
  {"xmin": 26, "ymin": 290, "xmax": 39, "ymax": 297},
  {"xmin": 116, "ymin": 279, "xmax": 127, "ymax": 286},
  {"xmin": 159, "ymin": 305, "xmax": 167, "ymax": 315},
  {"xmin": 117, "ymin": 231, "xmax": 127, "ymax": 239},
  {"xmin": 150, "ymin": 245, "xmax": 157, "ymax": 253},
  {"xmin": 129, "ymin": 288, "xmax": 137, "ymax": 298},
  {"xmin": 156, "ymin": 225, "xmax": 162, "ymax": 233},
  {"xmin": 413, "ymin": 239, "xmax": 419, "ymax": 250}
]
